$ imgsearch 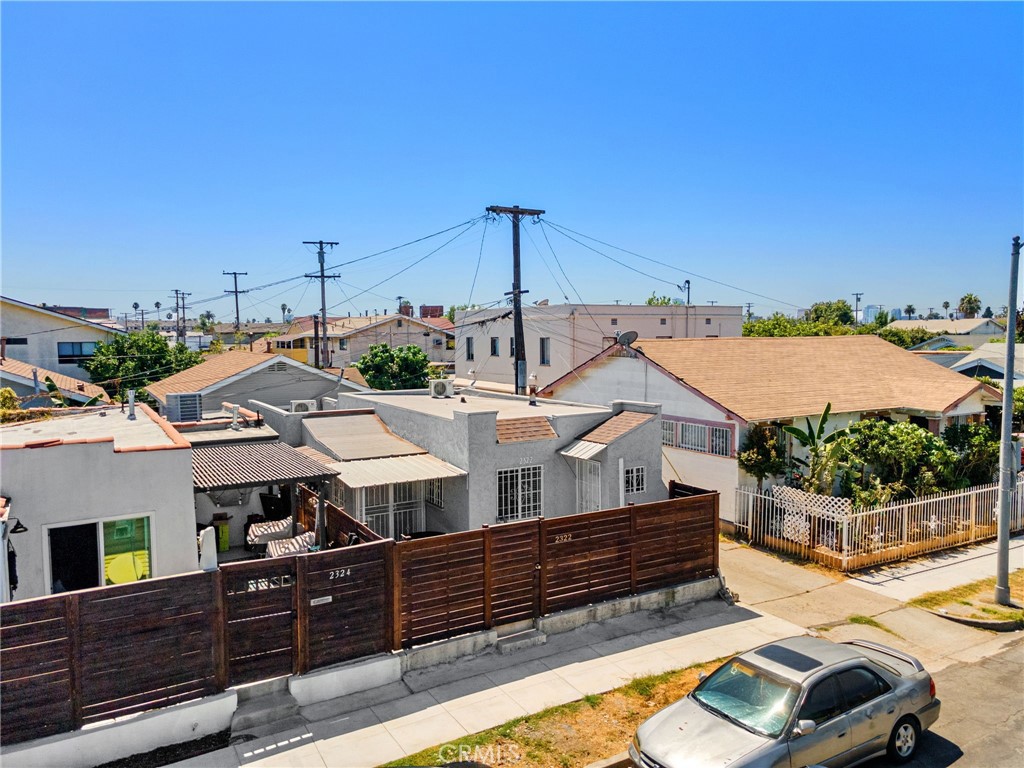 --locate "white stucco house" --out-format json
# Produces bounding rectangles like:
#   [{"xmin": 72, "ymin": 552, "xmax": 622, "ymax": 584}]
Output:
[
  {"xmin": 539, "ymin": 336, "xmax": 1002, "ymax": 524},
  {"xmin": 0, "ymin": 295, "xmax": 127, "ymax": 382},
  {"xmin": 0, "ymin": 356, "xmax": 111, "ymax": 407},
  {"xmin": 0, "ymin": 404, "xmax": 198, "ymax": 601}
]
